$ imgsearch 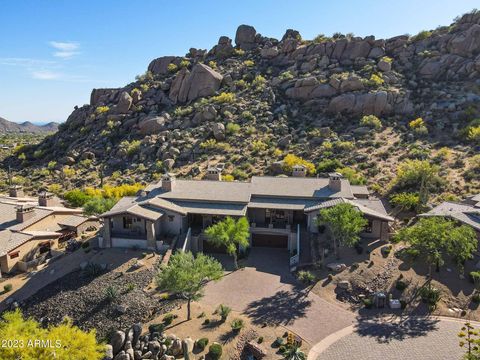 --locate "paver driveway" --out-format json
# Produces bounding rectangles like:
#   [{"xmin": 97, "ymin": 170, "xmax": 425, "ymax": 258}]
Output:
[
  {"xmin": 201, "ymin": 248, "xmax": 355, "ymax": 344},
  {"xmin": 311, "ymin": 317, "xmax": 465, "ymax": 360}
]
